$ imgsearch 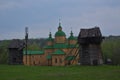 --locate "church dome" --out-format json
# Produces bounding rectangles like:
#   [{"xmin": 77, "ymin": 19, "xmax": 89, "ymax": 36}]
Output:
[
  {"xmin": 55, "ymin": 31, "xmax": 66, "ymax": 37},
  {"xmin": 55, "ymin": 23, "xmax": 66, "ymax": 37},
  {"xmin": 47, "ymin": 32, "xmax": 53, "ymax": 41},
  {"xmin": 68, "ymin": 31, "xmax": 76, "ymax": 40}
]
